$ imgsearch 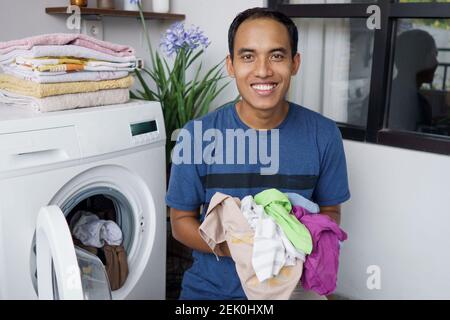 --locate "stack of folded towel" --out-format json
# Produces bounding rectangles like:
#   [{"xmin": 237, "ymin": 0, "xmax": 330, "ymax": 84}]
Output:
[{"xmin": 0, "ymin": 33, "xmax": 138, "ymax": 112}]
